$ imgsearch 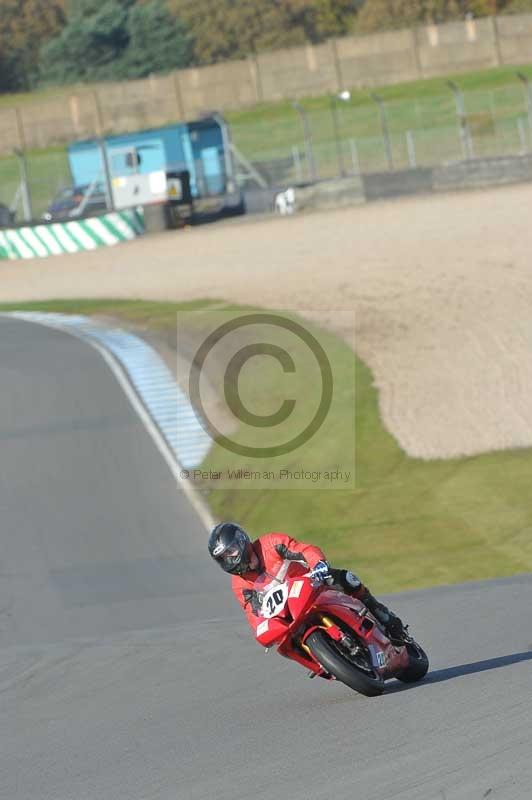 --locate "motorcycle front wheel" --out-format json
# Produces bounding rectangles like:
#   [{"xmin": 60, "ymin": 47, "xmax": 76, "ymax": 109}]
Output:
[{"xmin": 306, "ymin": 630, "xmax": 384, "ymax": 697}]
